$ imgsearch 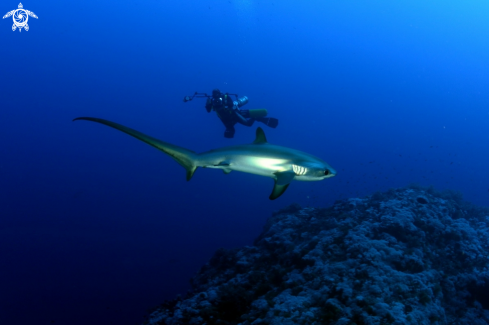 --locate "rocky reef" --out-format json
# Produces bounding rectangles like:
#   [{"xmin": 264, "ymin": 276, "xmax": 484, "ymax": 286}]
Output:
[{"xmin": 145, "ymin": 186, "xmax": 489, "ymax": 324}]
